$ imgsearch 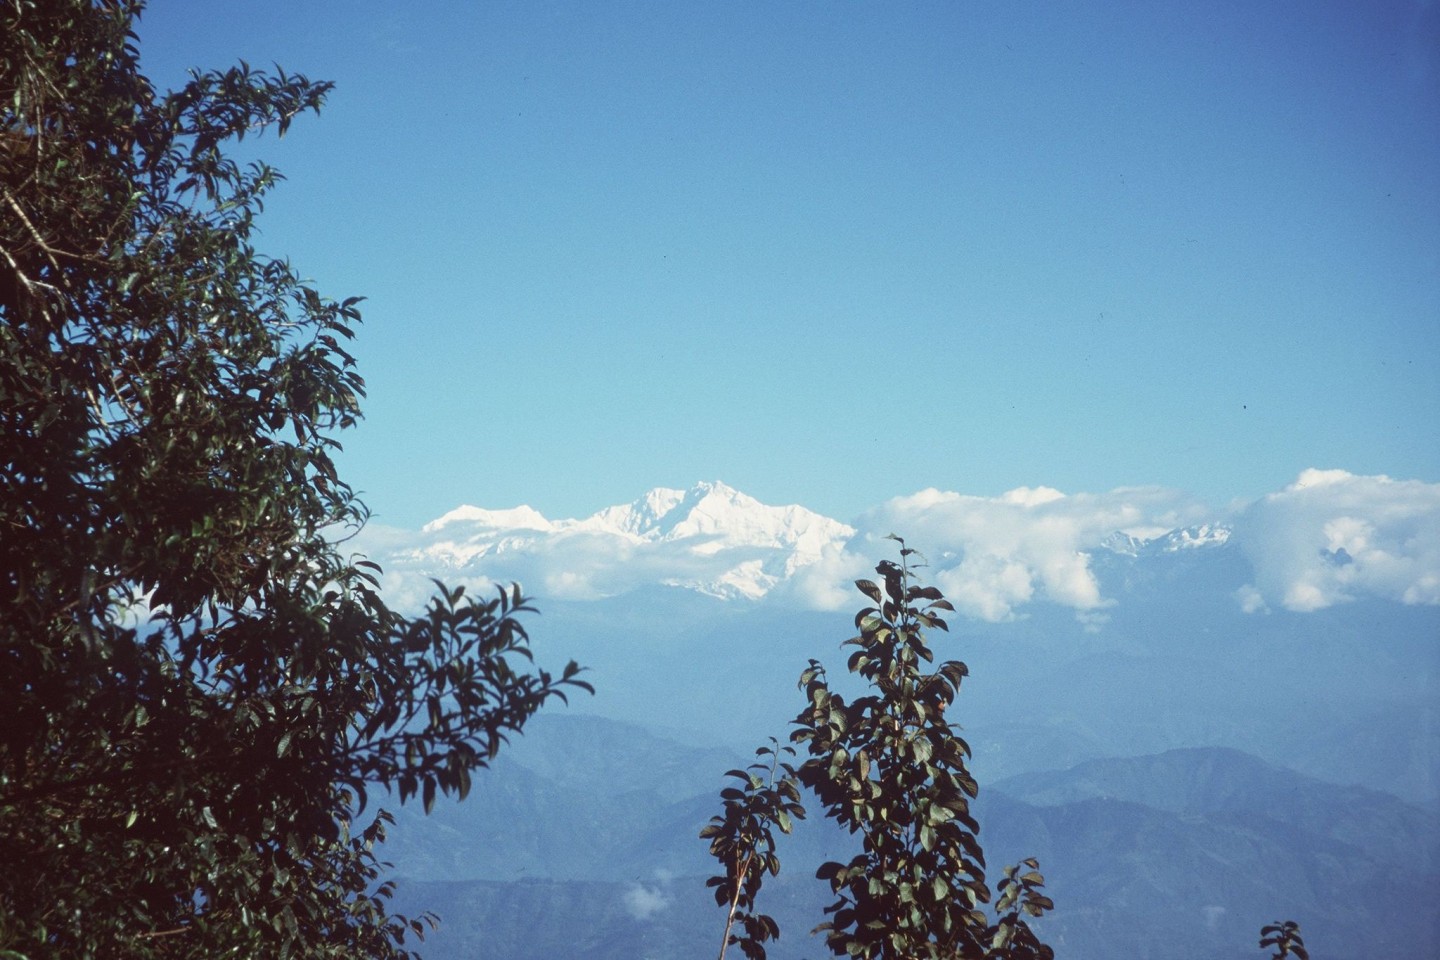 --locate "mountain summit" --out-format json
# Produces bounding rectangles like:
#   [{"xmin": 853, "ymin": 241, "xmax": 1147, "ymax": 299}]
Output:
[
  {"xmin": 382, "ymin": 481, "xmax": 854, "ymax": 602},
  {"xmin": 375, "ymin": 480, "xmax": 1237, "ymax": 608},
  {"xmin": 581, "ymin": 480, "xmax": 853, "ymax": 550},
  {"xmin": 366, "ymin": 473, "xmax": 1440, "ymax": 621}
]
